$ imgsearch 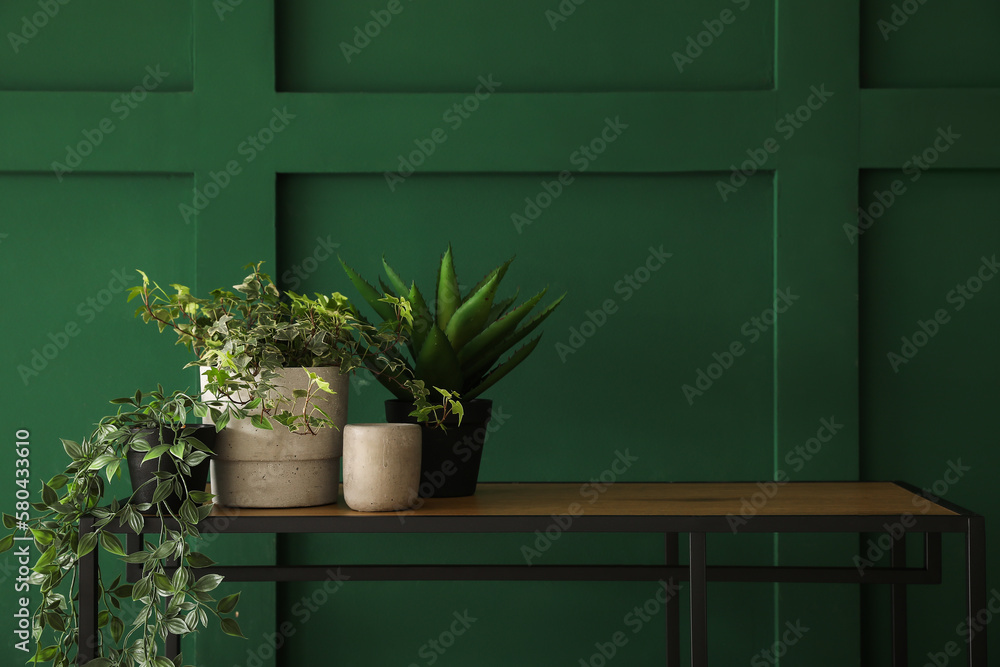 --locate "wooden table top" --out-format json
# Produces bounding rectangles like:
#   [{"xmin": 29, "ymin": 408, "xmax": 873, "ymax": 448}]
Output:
[{"xmin": 206, "ymin": 482, "xmax": 956, "ymax": 518}]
